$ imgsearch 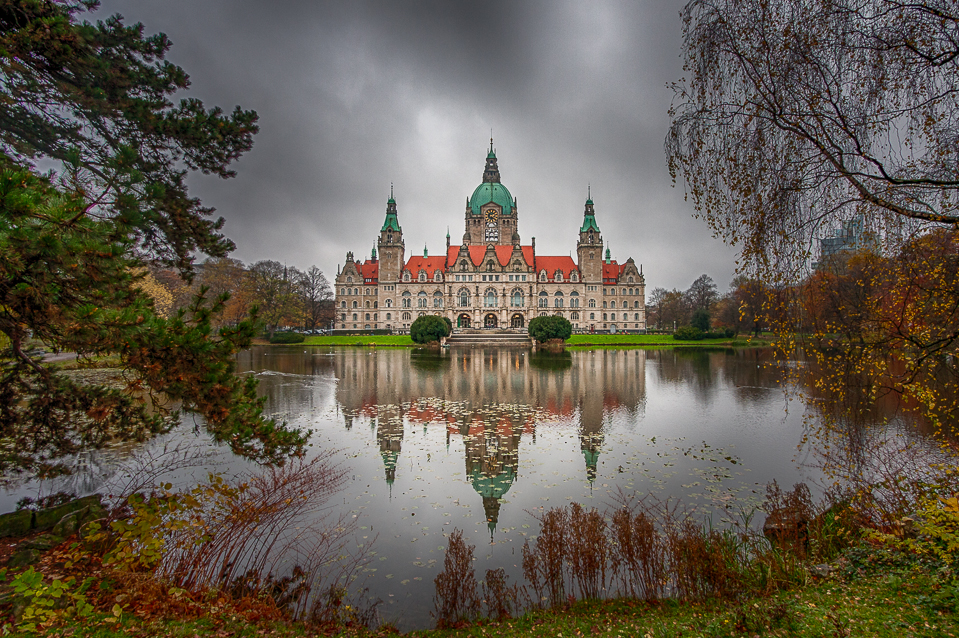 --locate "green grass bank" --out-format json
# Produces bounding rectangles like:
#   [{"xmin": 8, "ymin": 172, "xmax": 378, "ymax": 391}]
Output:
[{"xmin": 290, "ymin": 334, "xmax": 774, "ymax": 348}]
